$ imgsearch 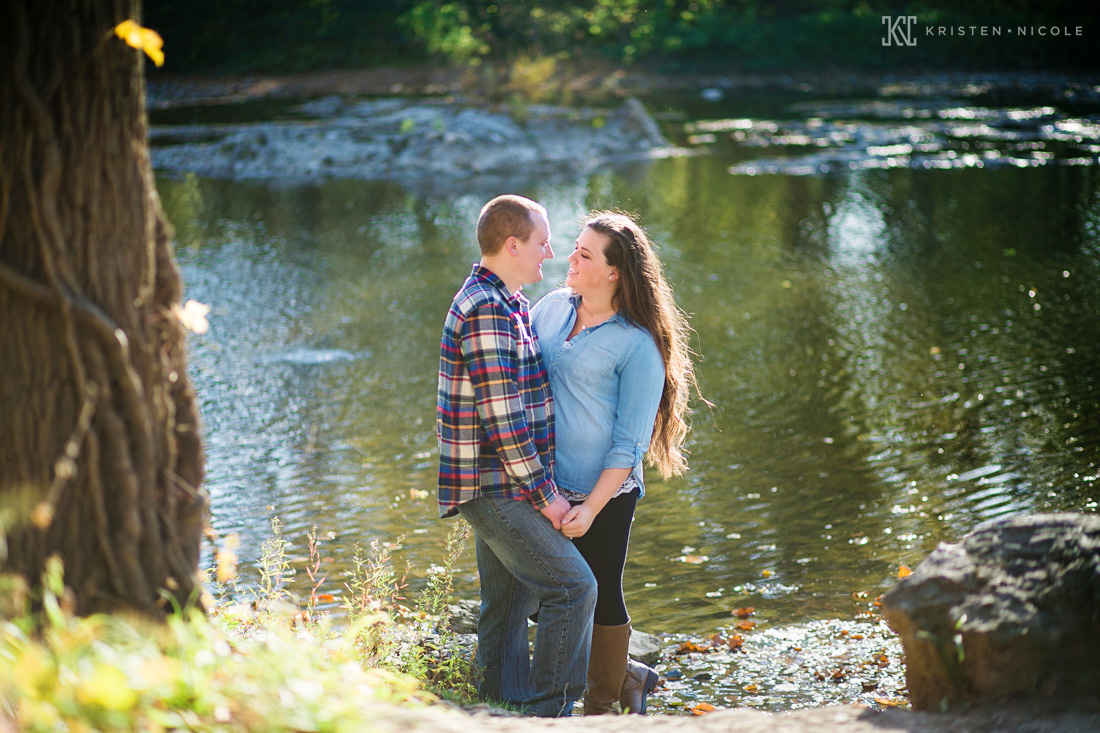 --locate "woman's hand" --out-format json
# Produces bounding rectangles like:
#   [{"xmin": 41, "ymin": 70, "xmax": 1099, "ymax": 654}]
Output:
[{"xmin": 560, "ymin": 503, "xmax": 597, "ymax": 538}]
